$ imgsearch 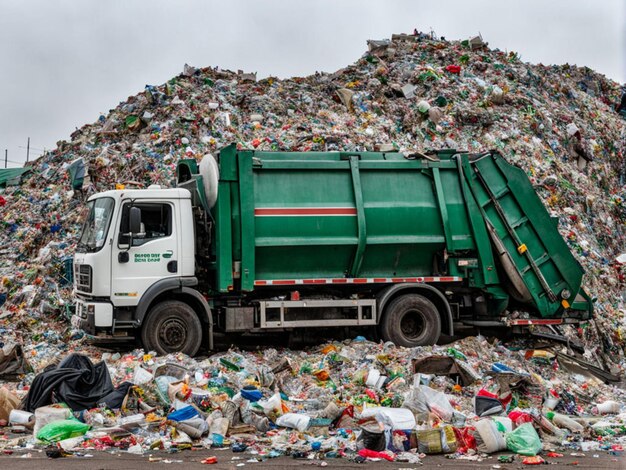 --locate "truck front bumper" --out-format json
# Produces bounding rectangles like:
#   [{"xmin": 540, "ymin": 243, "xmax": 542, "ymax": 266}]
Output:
[{"xmin": 71, "ymin": 298, "xmax": 114, "ymax": 335}]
